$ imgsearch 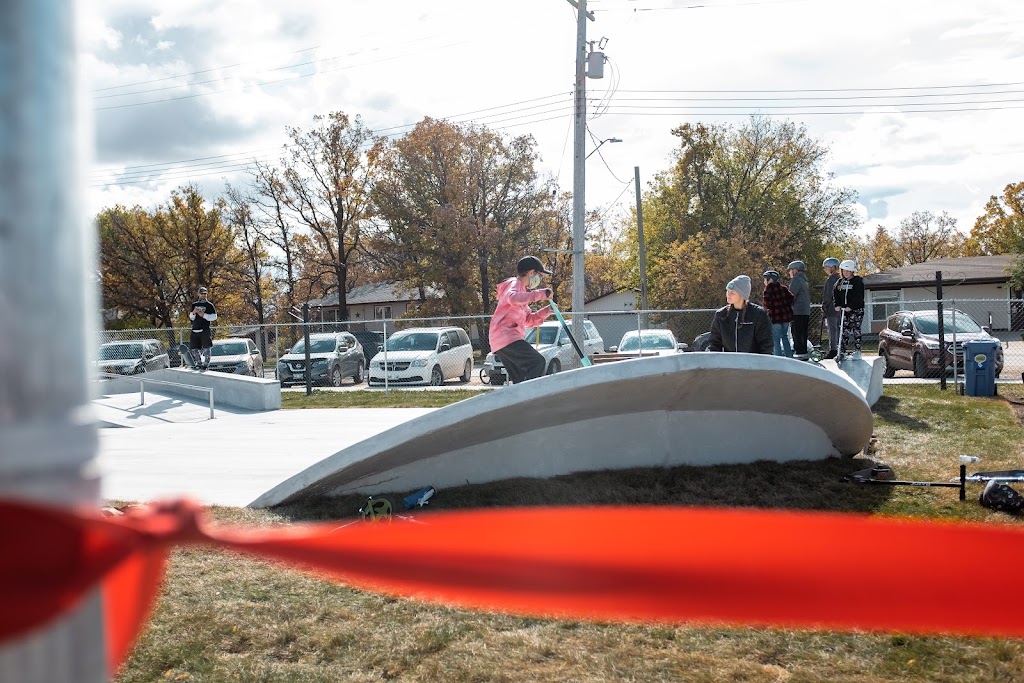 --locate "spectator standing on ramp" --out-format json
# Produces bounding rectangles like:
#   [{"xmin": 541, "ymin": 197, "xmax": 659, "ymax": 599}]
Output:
[
  {"xmin": 762, "ymin": 270, "xmax": 795, "ymax": 357},
  {"xmin": 787, "ymin": 260, "xmax": 811, "ymax": 359},
  {"xmin": 708, "ymin": 275, "xmax": 773, "ymax": 354},
  {"xmin": 834, "ymin": 259, "xmax": 865, "ymax": 360},
  {"xmin": 188, "ymin": 286, "xmax": 217, "ymax": 369},
  {"xmin": 821, "ymin": 257, "xmax": 843, "ymax": 359},
  {"xmin": 488, "ymin": 256, "xmax": 554, "ymax": 384}
]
